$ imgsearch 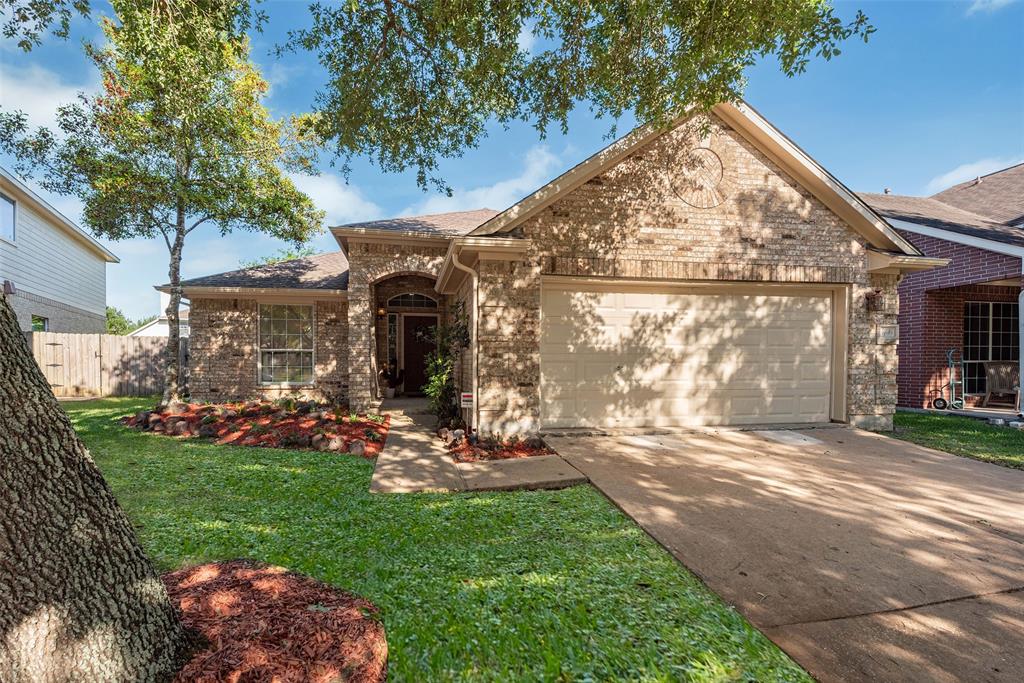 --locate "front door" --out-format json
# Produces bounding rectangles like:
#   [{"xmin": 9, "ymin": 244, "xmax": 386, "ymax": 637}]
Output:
[{"xmin": 402, "ymin": 315, "xmax": 437, "ymax": 395}]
